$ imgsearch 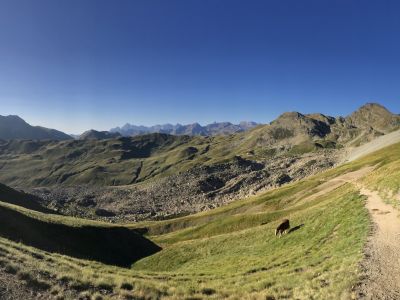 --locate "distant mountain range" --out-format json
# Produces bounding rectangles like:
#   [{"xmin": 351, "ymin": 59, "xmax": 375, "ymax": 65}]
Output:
[
  {"xmin": 110, "ymin": 121, "xmax": 259, "ymax": 137},
  {"xmin": 0, "ymin": 115, "xmax": 259, "ymax": 141},
  {"xmin": 0, "ymin": 115, "xmax": 72, "ymax": 141},
  {"xmin": 2, "ymin": 103, "xmax": 399, "ymax": 142}
]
